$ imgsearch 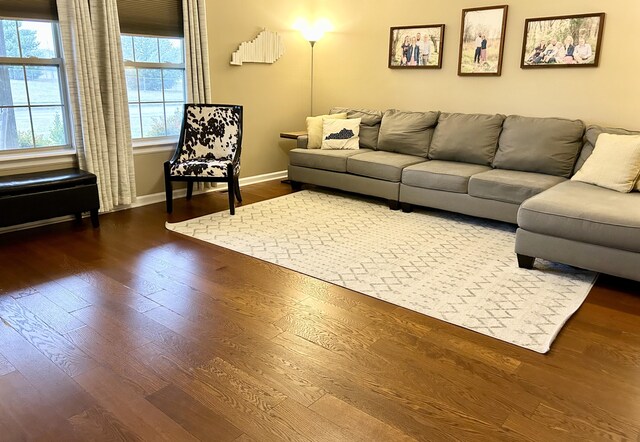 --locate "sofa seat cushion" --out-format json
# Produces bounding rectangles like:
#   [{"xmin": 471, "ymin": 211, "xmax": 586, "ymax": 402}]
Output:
[
  {"xmin": 289, "ymin": 148, "xmax": 372, "ymax": 173},
  {"xmin": 493, "ymin": 115, "xmax": 585, "ymax": 178},
  {"xmin": 347, "ymin": 151, "xmax": 426, "ymax": 182},
  {"xmin": 518, "ymin": 181, "xmax": 640, "ymax": 253},
  {"xmin": 469, "ymin": 169, "xmax": 566, "ymax": 205},
  {"xmin": 402, "ymin": 160, "xmax": 491, "ymax": 193}
]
